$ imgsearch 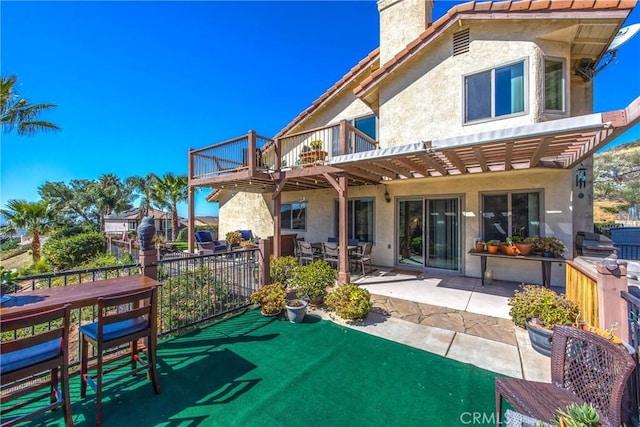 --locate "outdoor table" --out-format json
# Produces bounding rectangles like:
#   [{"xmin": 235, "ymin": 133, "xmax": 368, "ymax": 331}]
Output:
[
  {"xmin": 0, "ymin": 275, "xmax": 161, "ymax": 318},
  {"xmin": 469, "ymin": 250, "xmax": 566, "ymax": 288}
]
